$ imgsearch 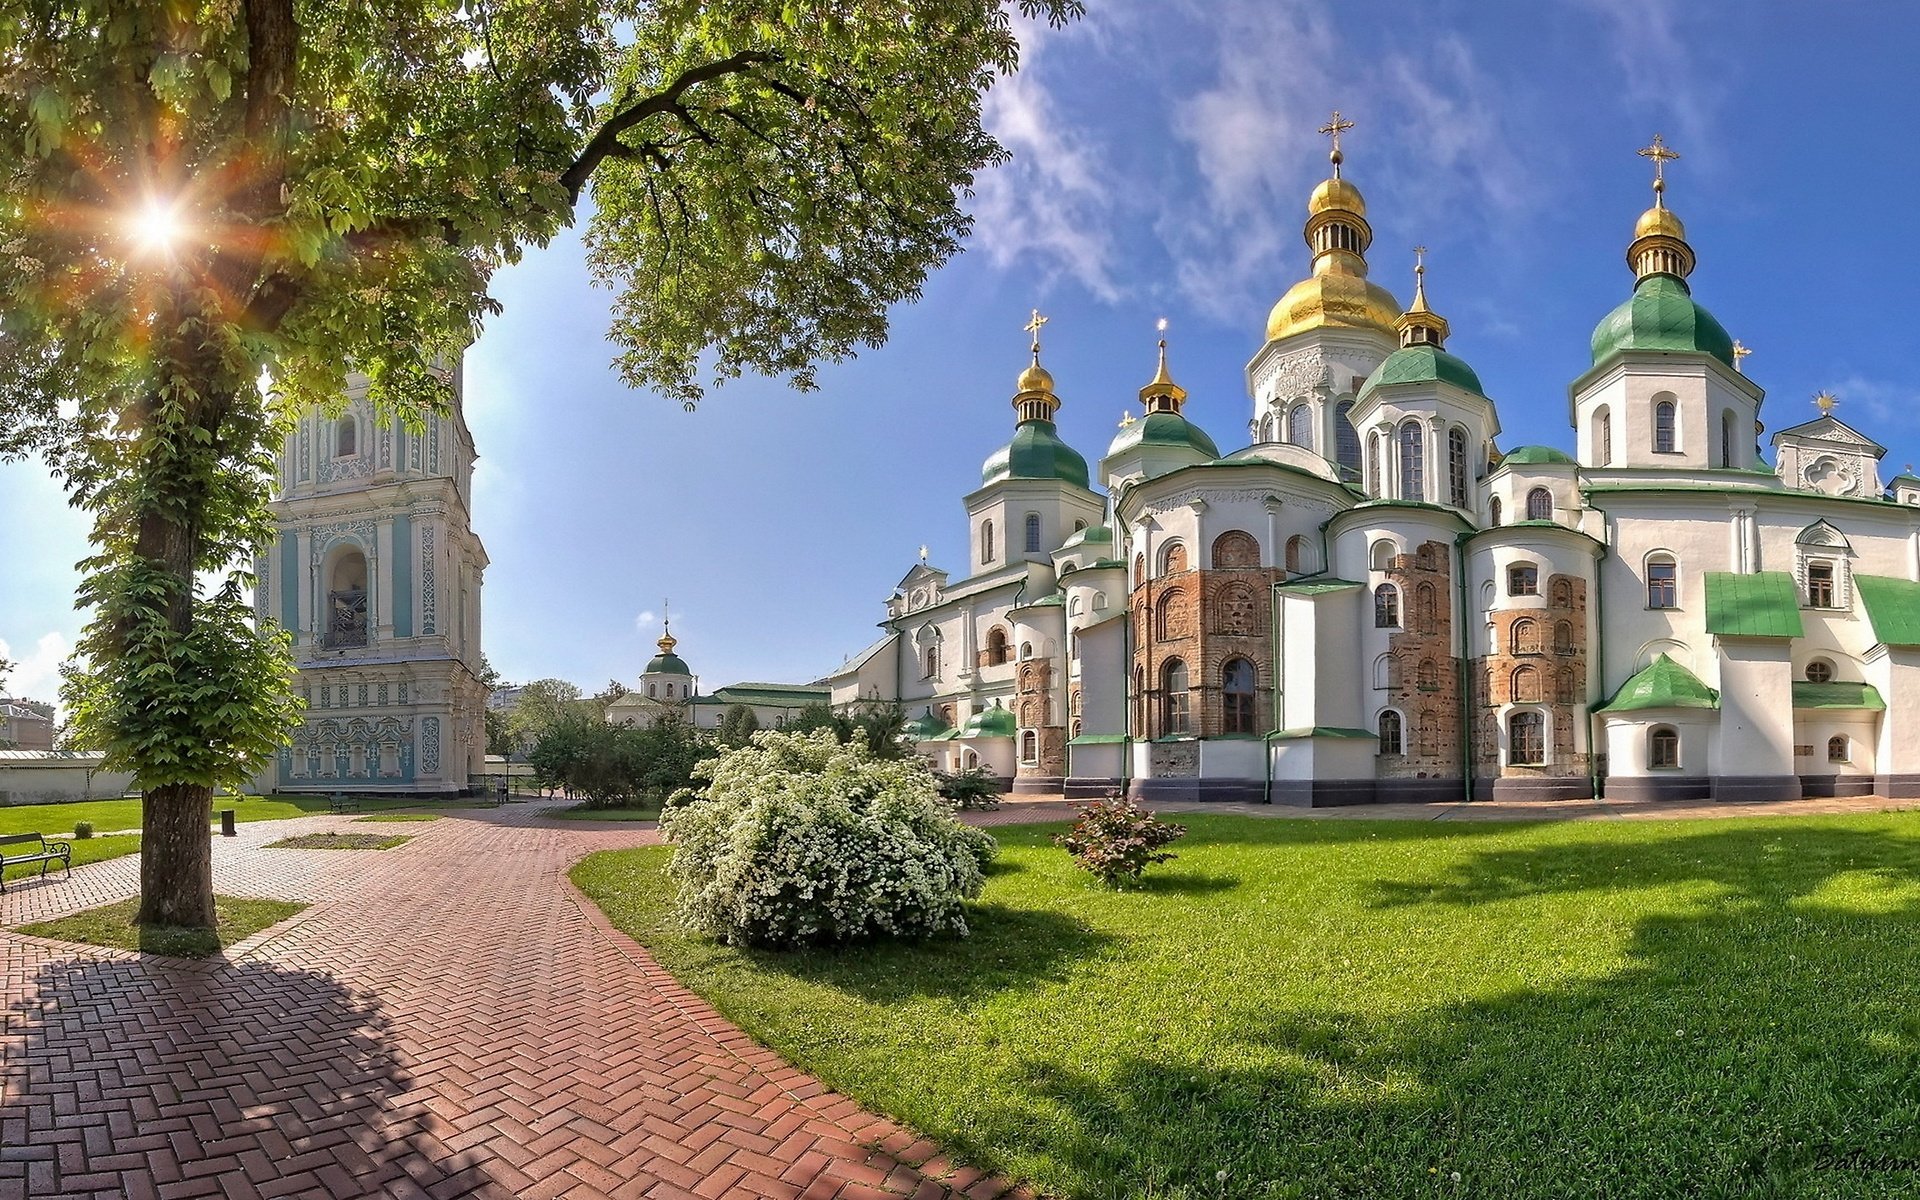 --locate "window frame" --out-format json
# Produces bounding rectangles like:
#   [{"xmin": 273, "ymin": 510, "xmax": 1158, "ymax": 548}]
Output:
[
  {"xmin": 1525, "ymin": 487, "xmax": 1553, "ymax": 522},
  {"xmin": 1377, "ymin": 709, "xmax": 1403, "ymax": 756},
  {"xmin": 1828, "ymin": 734, "xmax": 1850, "ymax": 764},
  {"xmin": 1508, "ymin": 710, "xmax": 1546, "ymax": 766},
  {"xmin": 1649, "ymin": 726, "xmax": 1680, "ymax": 770},
  {"xmin": 1654, "ymin": 399, "xmax": 1677, "ymax": 454},
  {"xmin": 1398, "ymin": 419, "xmax": 1425, "ymax": 501},
  {"xmin": 1805, "ymin": 658, "xmax": 1835, "ymax": 684},
  {"xmin": 1646, "ymin": 555, "xmax": 1678, "ymax": 609},
  {"xmin": 1508, "ymin": 563, "xmax": 1539, "ymax": 596},
  {"xmin": 1161, "ymin": 658, "xmax": 1191, "ymax": 736},
  {"xmin": 1222, "ymin": 658, "xmax": 1257, "ymax": 735},
  {"xmin": 1024, "ymin": 513, "xmax": 1042, "ymax": 554},
  {"xmin": 1448, "ymin": 427, "xmax": 1469, "ymax": 508},
  {"xmin": 1374, "ymin": 583, "xmax": 1401, "ymax": 628}
]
